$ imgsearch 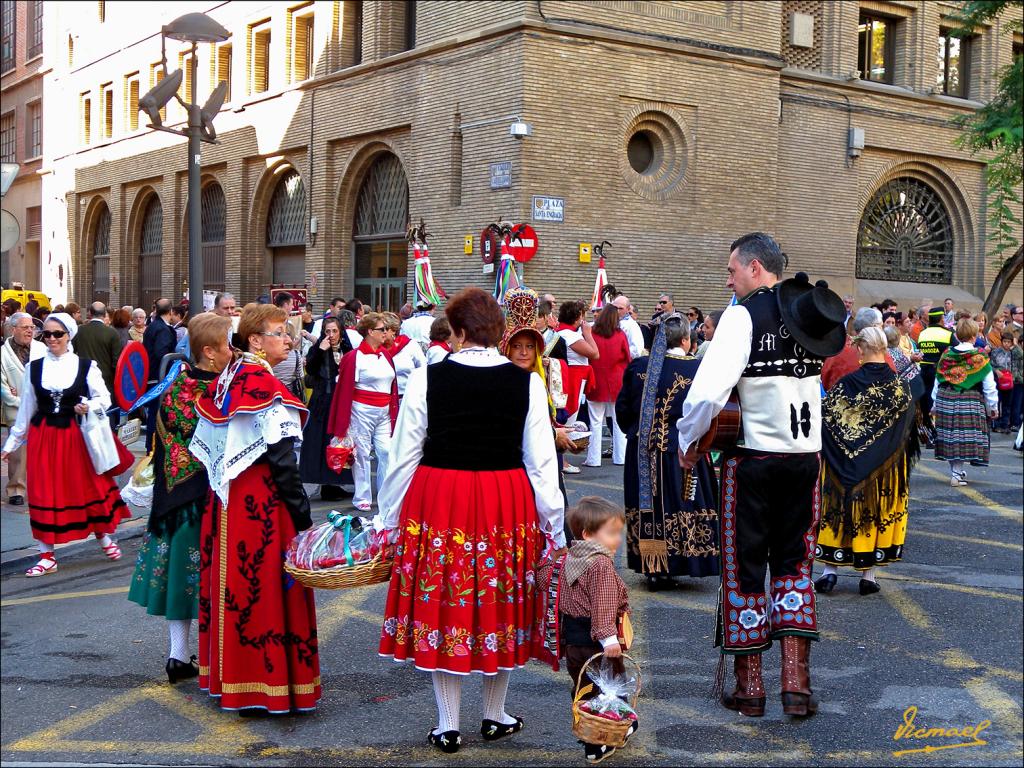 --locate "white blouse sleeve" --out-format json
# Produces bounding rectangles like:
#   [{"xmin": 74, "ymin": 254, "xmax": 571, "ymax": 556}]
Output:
[
  {"xmin": 373, "ymin": 366, "xmax": 428, "ymax": 532},
  {"xmin": 2, "ymin": 364, "xmax": 36, "ymax": 454},
  {"xmin": 522, "ymin": 372, "xmax": 566, "ymax": 548},
  {"xmin": 981, "ymin": 369, "xmax": 998, "ymax": 411},
  {"xmin": 84, "ymin": 360, "xmax": 112, "ymax": 411},
  {"xmin": 676, "ymin": 304, "xmax": 752, "ymax": 455}
]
